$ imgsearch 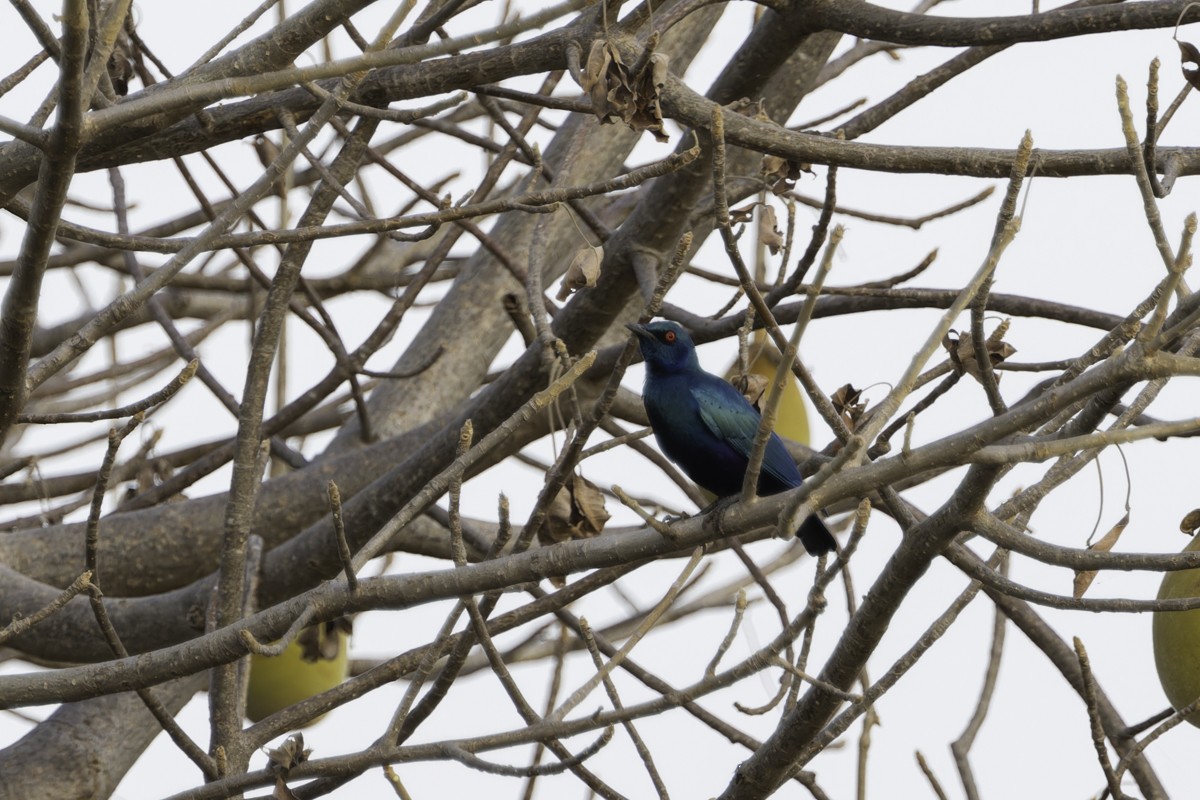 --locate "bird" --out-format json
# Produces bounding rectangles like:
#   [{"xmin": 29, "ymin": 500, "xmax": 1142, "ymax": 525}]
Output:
[{"xmin": 626, "ymin": 320, "xmax": 836, "ymax": 556}]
